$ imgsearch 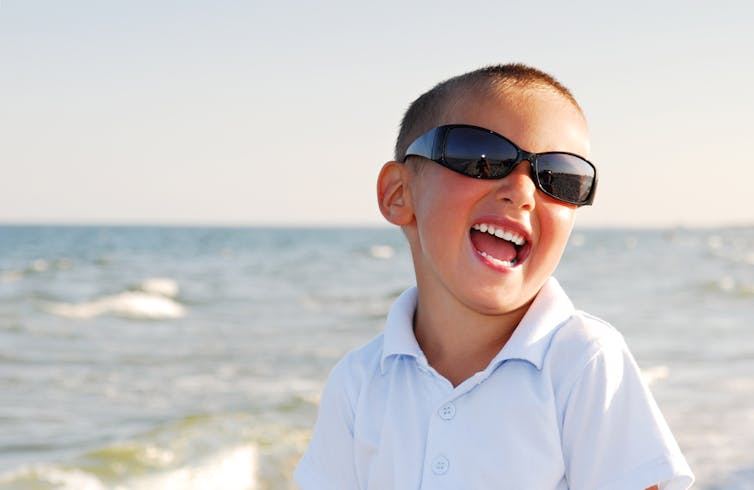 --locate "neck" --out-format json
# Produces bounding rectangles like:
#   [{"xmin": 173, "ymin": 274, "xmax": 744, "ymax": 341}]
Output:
[{"xmin": 413, "ymin": 282, "xmax": 532, "ymax": 387}]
